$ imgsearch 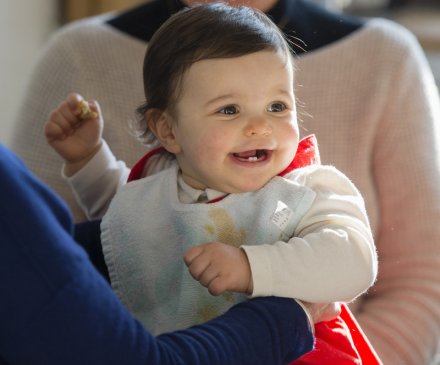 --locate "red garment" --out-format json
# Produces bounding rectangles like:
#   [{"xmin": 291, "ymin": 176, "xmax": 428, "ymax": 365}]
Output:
[
  {"xmin": 293, "ymin": 304, "xmax": 382, "ymax": 365},
  {"xmin": 128, "ymin": 135, "xmax": 382, "ymax": 365}
]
